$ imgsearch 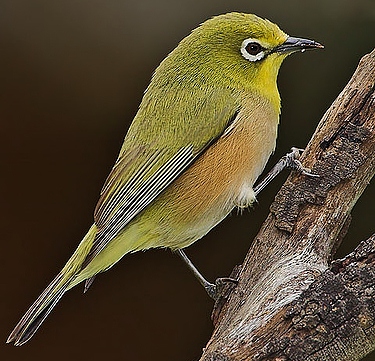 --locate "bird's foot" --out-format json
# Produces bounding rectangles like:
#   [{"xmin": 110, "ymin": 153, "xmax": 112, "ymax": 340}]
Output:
[
  {"xmin": 283, "ymin": 147, "xmax": 319, "ymax": 178},
  {"xmin": 204, "ymin": 277, "xmax": 238, "ymax": 300},
  {"xmin": 254, "ymin": 147, "xmax": 319, "ymax": 196}
]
